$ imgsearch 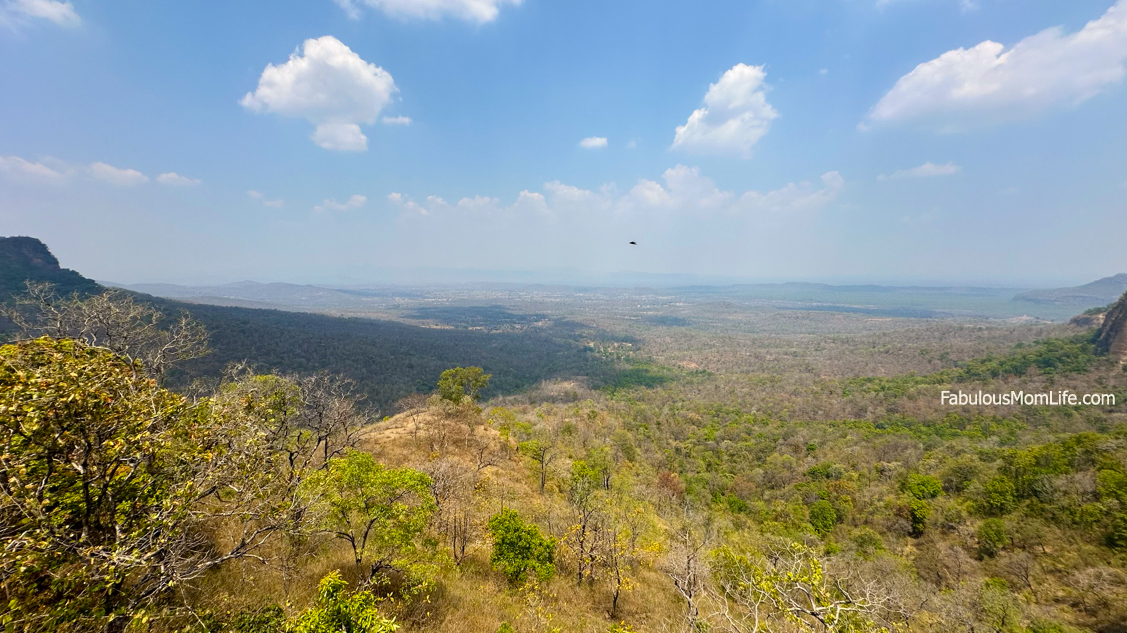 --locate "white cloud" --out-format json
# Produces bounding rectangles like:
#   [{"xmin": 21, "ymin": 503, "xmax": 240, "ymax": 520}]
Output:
[
  {"xmin": 314, "ymin": 194, "xmax": 367, "ymax": 213},
  {"xmin": 241, "ymin": 36, "xmax": 398, "ymax": 152},
  {"xmin": 0, "ymin": 154, "xmax": 68, "ymax": 182},
  {"xmin": 89, "ymin": 162, "xmax": 148, "ymax": 187},
  {"xmin": 1, "ymin": 0, "xmax": 80, "ymax": 27},
  {"xmin": 868, "ymin": 0, "xmax": 1127, "ymax": 128},
  {"xmin": 333, "ymin": 0, "xmax": 521, "ymax": 24},
  {"xmin": 392, "ymin": 165, "xmax": 843, "ymax": 220},
  {"xmin": 579, "ymin": 136, "xmax": 608, "ymax": 149},
  {"xmin": 878, "ymin": 162, "xmax": 962, "ymax": 180},
  {"xmin": 672, "ymin": 63, "xmax": 779, "ymax": 158},
  {"xmin": 156, "ymin": 172, "xmax": 201, "ymax": 186},
  {"xmin": 382, "ymin": 115, "xmax": 412, "ymax": 125},
  {"xmin": 249, "ymin": 190, "xmax": 285, "ymax": 207}
]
